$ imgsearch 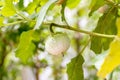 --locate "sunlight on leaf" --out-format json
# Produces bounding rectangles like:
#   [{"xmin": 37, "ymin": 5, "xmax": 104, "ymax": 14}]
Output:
[
  {"xmin": 66, "ymin": 0, "xmax": 81, "ymax": 9},
  {"xmin": 25, "ymin": 0, "xmax": 39, "ymax": 14},
  {"xmin": 15, "ymin": 30, "xmax": 40, "ymax": 64},
  {"xmin": 0, "ymin": 17, "xmax": 4, "ymax": 26},
  {"xmin": 1, "ymin": 0, "xmax": 16, "ymax": 17},
  {"xmin": 0, "ymin": 1, "xmax": 3, "ymax": 6},
  {"xmin": 116, "ymin": 18, "xmax": 120, "ymax": 36},
  {"xmin": 97, "ymin": 18, "xmax": 120, "ymax": 78},
  {"xmin": 25, "ymin": 0, "xmax": 48, "ymax": 14},
  {"xmin": 13, "ymin": 0, "xmax": 19, "ymax": 2},
  {"xmin": 97, "ymin": 37, "xmax": 120, "ymax": 78},
  {"xmin": 97, "ymin": 17, "xmax": 120, "ymax": 78}
]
